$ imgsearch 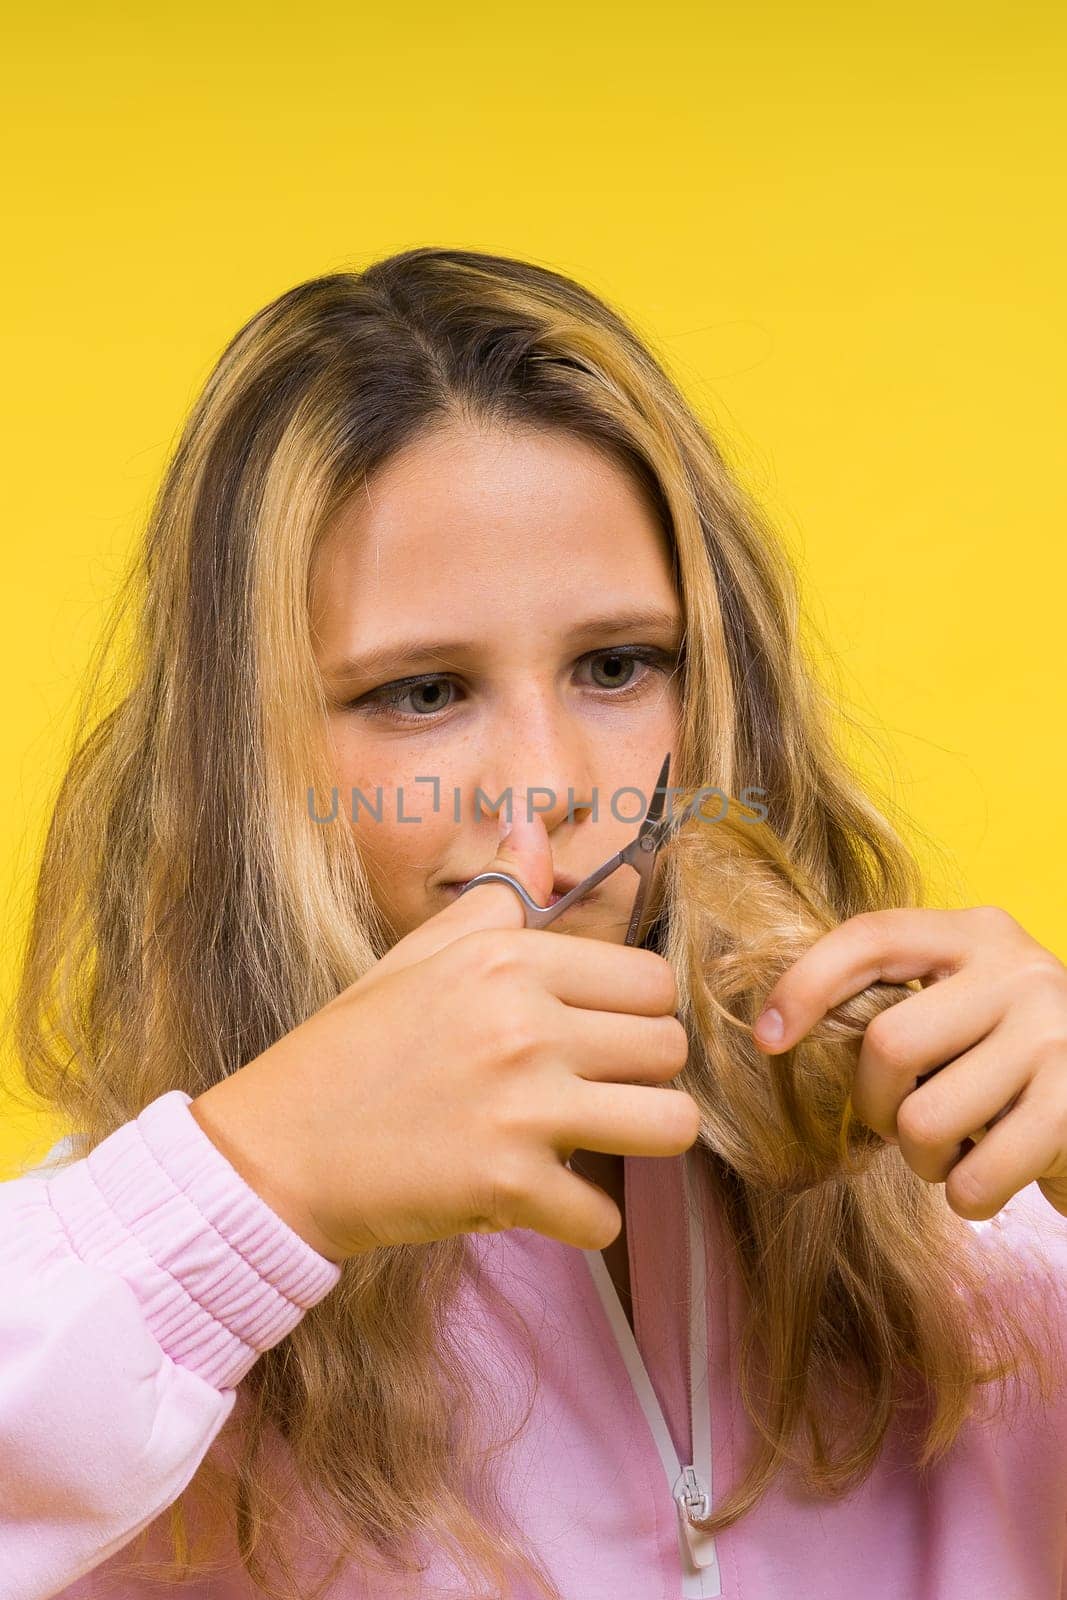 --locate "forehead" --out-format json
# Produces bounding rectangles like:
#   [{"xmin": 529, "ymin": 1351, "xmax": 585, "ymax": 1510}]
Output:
[{"xmin": 310, "ymin": 421, "xmax": 678, "ymax": 643}]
